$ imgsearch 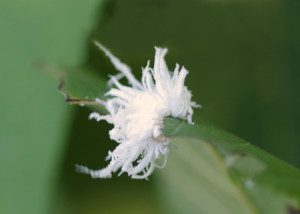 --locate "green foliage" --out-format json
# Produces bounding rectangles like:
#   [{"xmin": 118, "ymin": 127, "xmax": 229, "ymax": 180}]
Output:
[
  {"xmin": 58, "ymin": 67, "xmax": 107, "ymax": 111},
  {"xmin": 159, "ymin": 118, "xmax": 300, "ymax": 213},
  {"xmin": 58, "ymin": 67, "xmax": 107, "ymax": 108},
  {"xmin": 1, "ymin": 0, "xmax": 300, "ymax": 213},
  {"xmin": 0, "ymin": 0, "xmax": 103, "ymax": 213}
]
